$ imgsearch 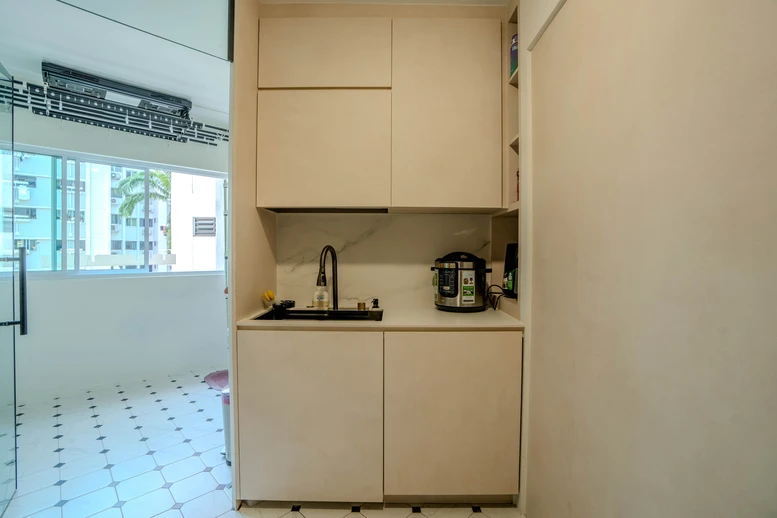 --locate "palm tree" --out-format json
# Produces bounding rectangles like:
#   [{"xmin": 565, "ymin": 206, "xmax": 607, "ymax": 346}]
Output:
[{"xmin": 116, "ymin": 170, "xmax": 172, "ymax": 253}]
